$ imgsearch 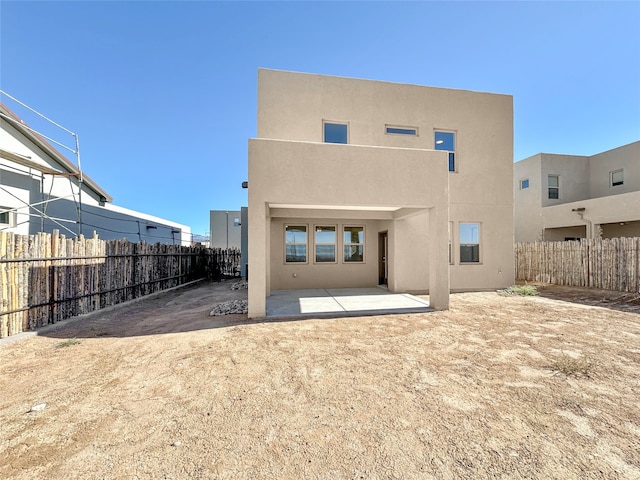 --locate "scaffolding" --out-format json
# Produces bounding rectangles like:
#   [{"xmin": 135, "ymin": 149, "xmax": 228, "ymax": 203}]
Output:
[{"xmin": 0, "ymin": 90, "xmax": 85, "ymax": 237}]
